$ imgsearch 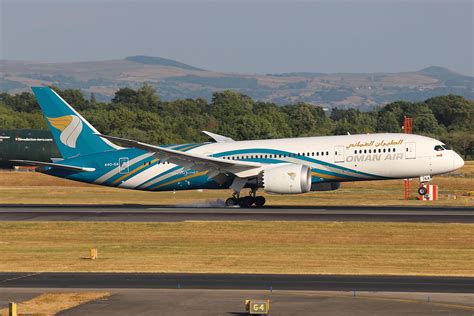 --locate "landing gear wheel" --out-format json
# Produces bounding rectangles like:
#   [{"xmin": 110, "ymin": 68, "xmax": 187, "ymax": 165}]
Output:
[
  {"xmin": 418, "ymin": 186, "xmax": 428, "ymax": 196},
  {"xmin": 238, "ymin": 196, "xmax": 253, "ymax": 208},
  {"xmin": 225, "ymin": 197, "xmax": 238, "ymax": 207},
  {"xmin": 254, "ymin": 196, "xmax": 266, "ymax": 207}
]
